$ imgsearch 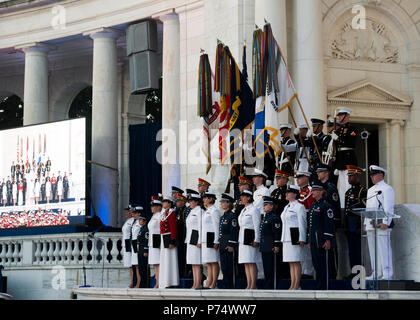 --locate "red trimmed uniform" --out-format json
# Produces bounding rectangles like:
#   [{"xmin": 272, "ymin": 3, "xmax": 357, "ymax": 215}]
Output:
[
  {"xmin": 298, "ymin": 185, "xmax": 315, "ymax": 210},
  {"xmin": 160, "ymin": 208, "xmax": 177, "ymax": 245}
]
